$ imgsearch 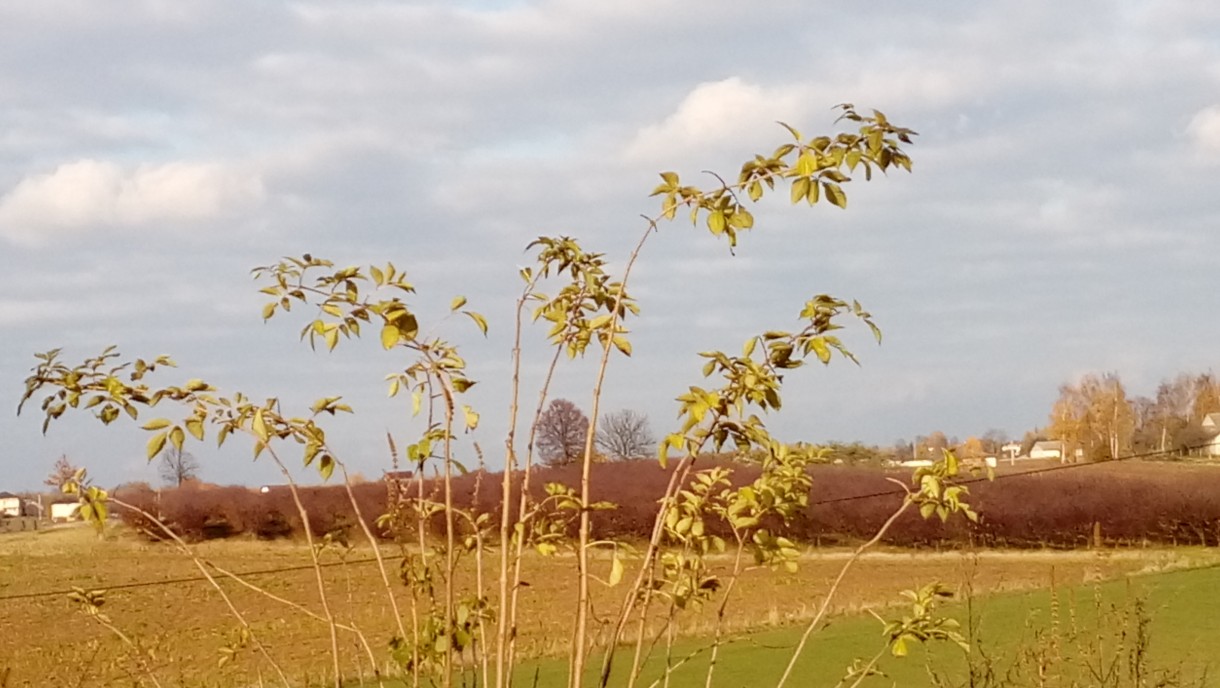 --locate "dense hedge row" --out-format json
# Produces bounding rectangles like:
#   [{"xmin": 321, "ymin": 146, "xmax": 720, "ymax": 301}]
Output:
[
  {"xmin": 115, "ymin": 481, "xmax": 388, "ymax": 541},
  {"xmin": 116, "ymin": 460, "xmax": 1220, "ymax": 548}
]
